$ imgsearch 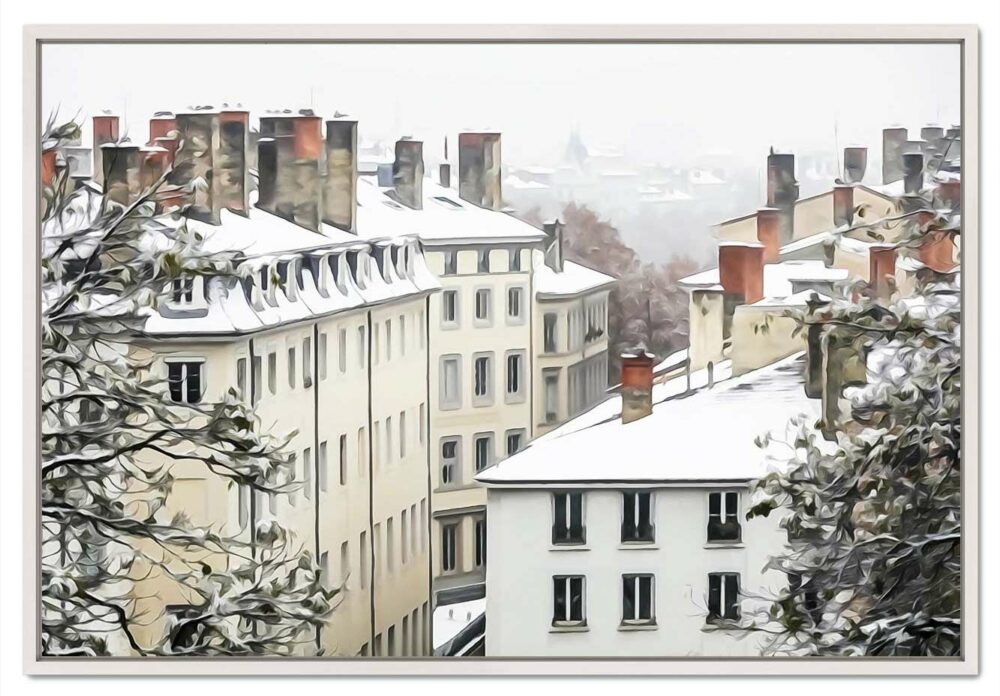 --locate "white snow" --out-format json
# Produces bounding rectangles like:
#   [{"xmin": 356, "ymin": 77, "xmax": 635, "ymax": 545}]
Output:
[
  {"xmin": 534, "ymin": 259, "xmax": 616, "ymax": 298},
  {"xmin": 679, "ymin": 260, "xmax": 848, "ymax": 298},
  {"xmin": 433, "ymin": 598, "xmax": 486, "ymax": 649},
  {"xmin": 476, "ymin": 353, "xmax": 818, "ymax": 486}
]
